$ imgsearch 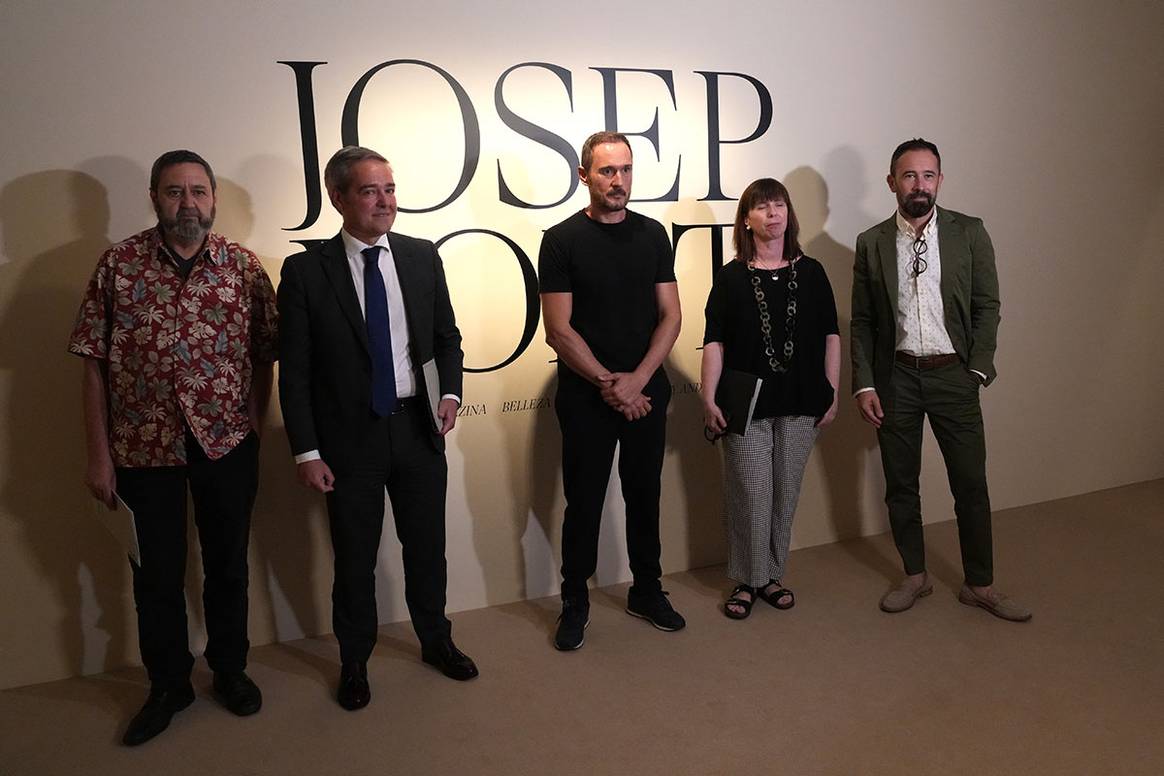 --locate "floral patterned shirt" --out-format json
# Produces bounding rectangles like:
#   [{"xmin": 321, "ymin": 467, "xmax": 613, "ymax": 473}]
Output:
[{"xmin": 68, "ymin": 228, "xmax": 278, "ymax": 466}]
